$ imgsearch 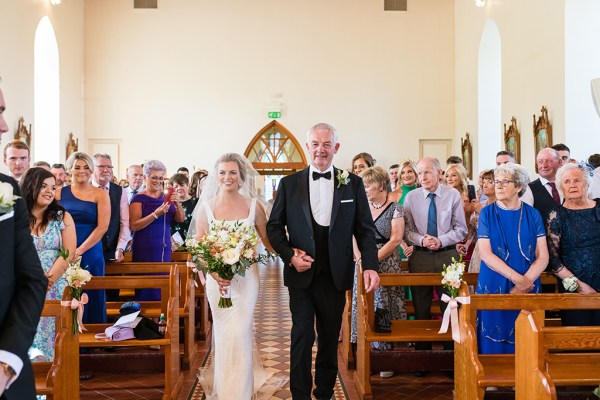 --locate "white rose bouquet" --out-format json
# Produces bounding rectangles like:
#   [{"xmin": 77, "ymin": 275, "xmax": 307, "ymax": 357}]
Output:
[
  {"xmin": 59, "ymin": 249, "xmax": 93, "ymax": 334},
  {"xmin": 185, "ymin": 220, "xmax": 274, "ymax": 308},
  {"xmin": 441, "ymin": 256, "xmax": 466, "ymax": 298}
]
